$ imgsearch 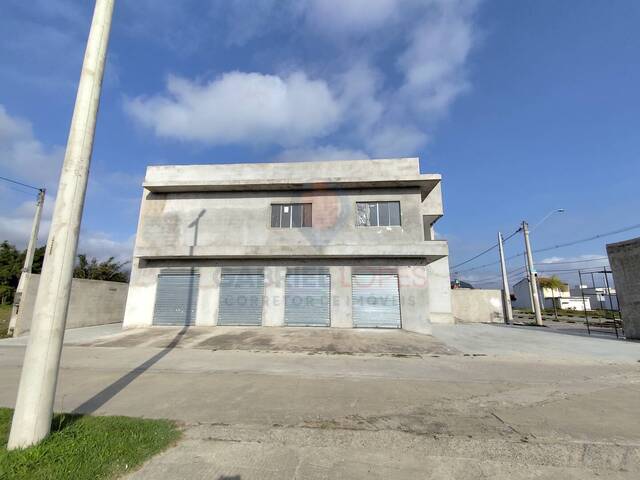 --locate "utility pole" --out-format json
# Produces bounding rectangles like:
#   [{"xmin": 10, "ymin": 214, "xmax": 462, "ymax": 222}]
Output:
[
  {"xmin": 497, "ymin": 232, "xmax": 513, "ymax": 323},
  {"xmin": 524, "ymin": 252, "xmax": 536, "ymax": 315},
  {"xmin": 522, "ymin": 221, "xmax": 543, "ymax": 326},
  {"xmin": 8, "ymin": 0, "xmax": 115, "ymax": 450},
  {"xmin": 8, "ymin": 189, "xmax": 46, "ymax": 335}
]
